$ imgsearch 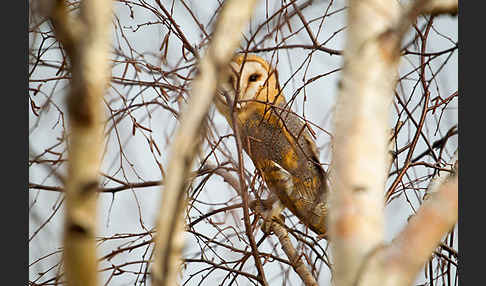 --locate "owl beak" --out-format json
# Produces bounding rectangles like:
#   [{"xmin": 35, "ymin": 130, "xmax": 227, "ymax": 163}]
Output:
[
  {"xmin": 216, "ymin": 89, "xmax": 227, "ymax": 105},
  {"xmin": 217, "ymin": 88, "xmax": 242, "ymax": 111}
]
